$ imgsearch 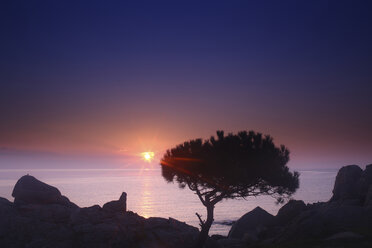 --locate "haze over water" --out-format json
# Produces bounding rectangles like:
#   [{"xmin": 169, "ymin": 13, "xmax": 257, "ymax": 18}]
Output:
[{"xmin": 0, "ymin": 167, "xmax": 337, "ymax": 235}]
